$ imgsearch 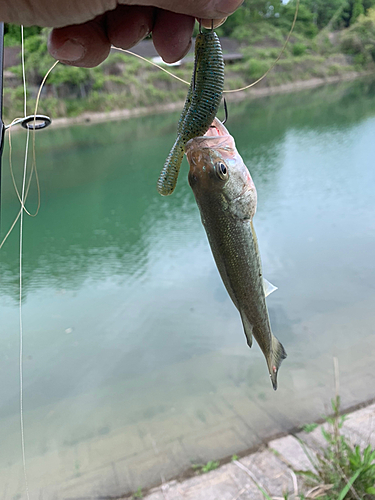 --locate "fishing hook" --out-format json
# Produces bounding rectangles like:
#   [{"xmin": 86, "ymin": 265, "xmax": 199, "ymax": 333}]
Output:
[
  {"xmin": 198, "ymin": 19, "xmax": 215, "ymax": 32},
  {"xmin": 222, "ymin": 97, "xmax": 228, "ymax": 125}
]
